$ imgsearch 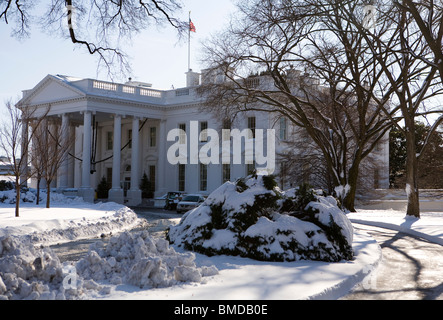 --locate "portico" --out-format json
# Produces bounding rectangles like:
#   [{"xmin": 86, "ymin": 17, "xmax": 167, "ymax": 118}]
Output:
[
  {"xmin": 46, "ymin": 110, "xmax": 155, "ymax": 206},
  {"xmin": 16, "ymin": 74, "xmax": 175, "ymax": 206}
]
